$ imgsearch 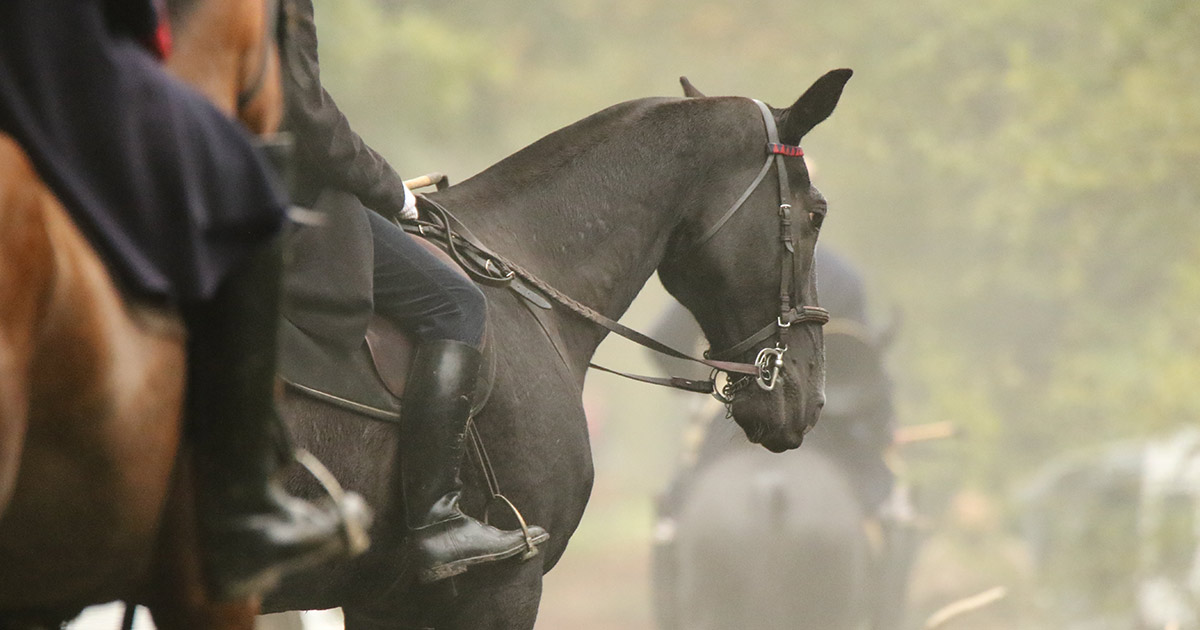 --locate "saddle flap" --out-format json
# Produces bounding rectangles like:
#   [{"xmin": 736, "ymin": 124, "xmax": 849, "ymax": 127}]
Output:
[
  {"xmin": 278, "ymin": 317, "xmax": 400, "ymax": 421},
  {"xmin": 363, "ymin": 316, "xmax": 495, "ymax": 415},
  {"xmin": 364, "ymin": 315, "xmax": 412, "ymax": 399}
]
